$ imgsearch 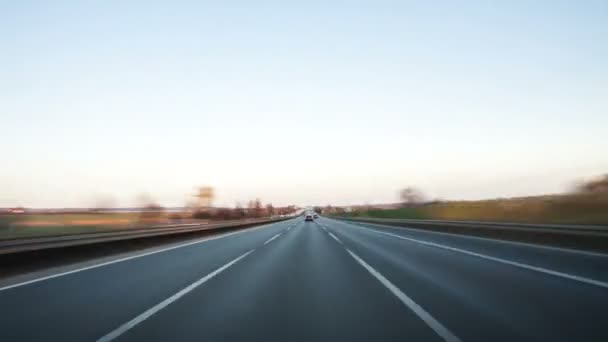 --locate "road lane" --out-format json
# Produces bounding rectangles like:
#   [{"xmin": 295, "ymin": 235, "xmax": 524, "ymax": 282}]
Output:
[
  {"xmin": 321, "ymin": 218, "xmax": 608, "ymax": 342},
  {"xmin": 330, "ymin": 218, "xmax": 608, "ymax": 283},
  {"xmin": 98, "ymin": 250, "xmax": 256, "ymax": 342},
  {"xmin": 2, "ymin": 215, "xmax": 607, "ymax": 342},
  {"xmin": 0, "ymin": 219, "xmax": 295, "ymax": 342},
  {"xmin": 113, "ymin": 220, "xmax": 443, "ymax": 342}
]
